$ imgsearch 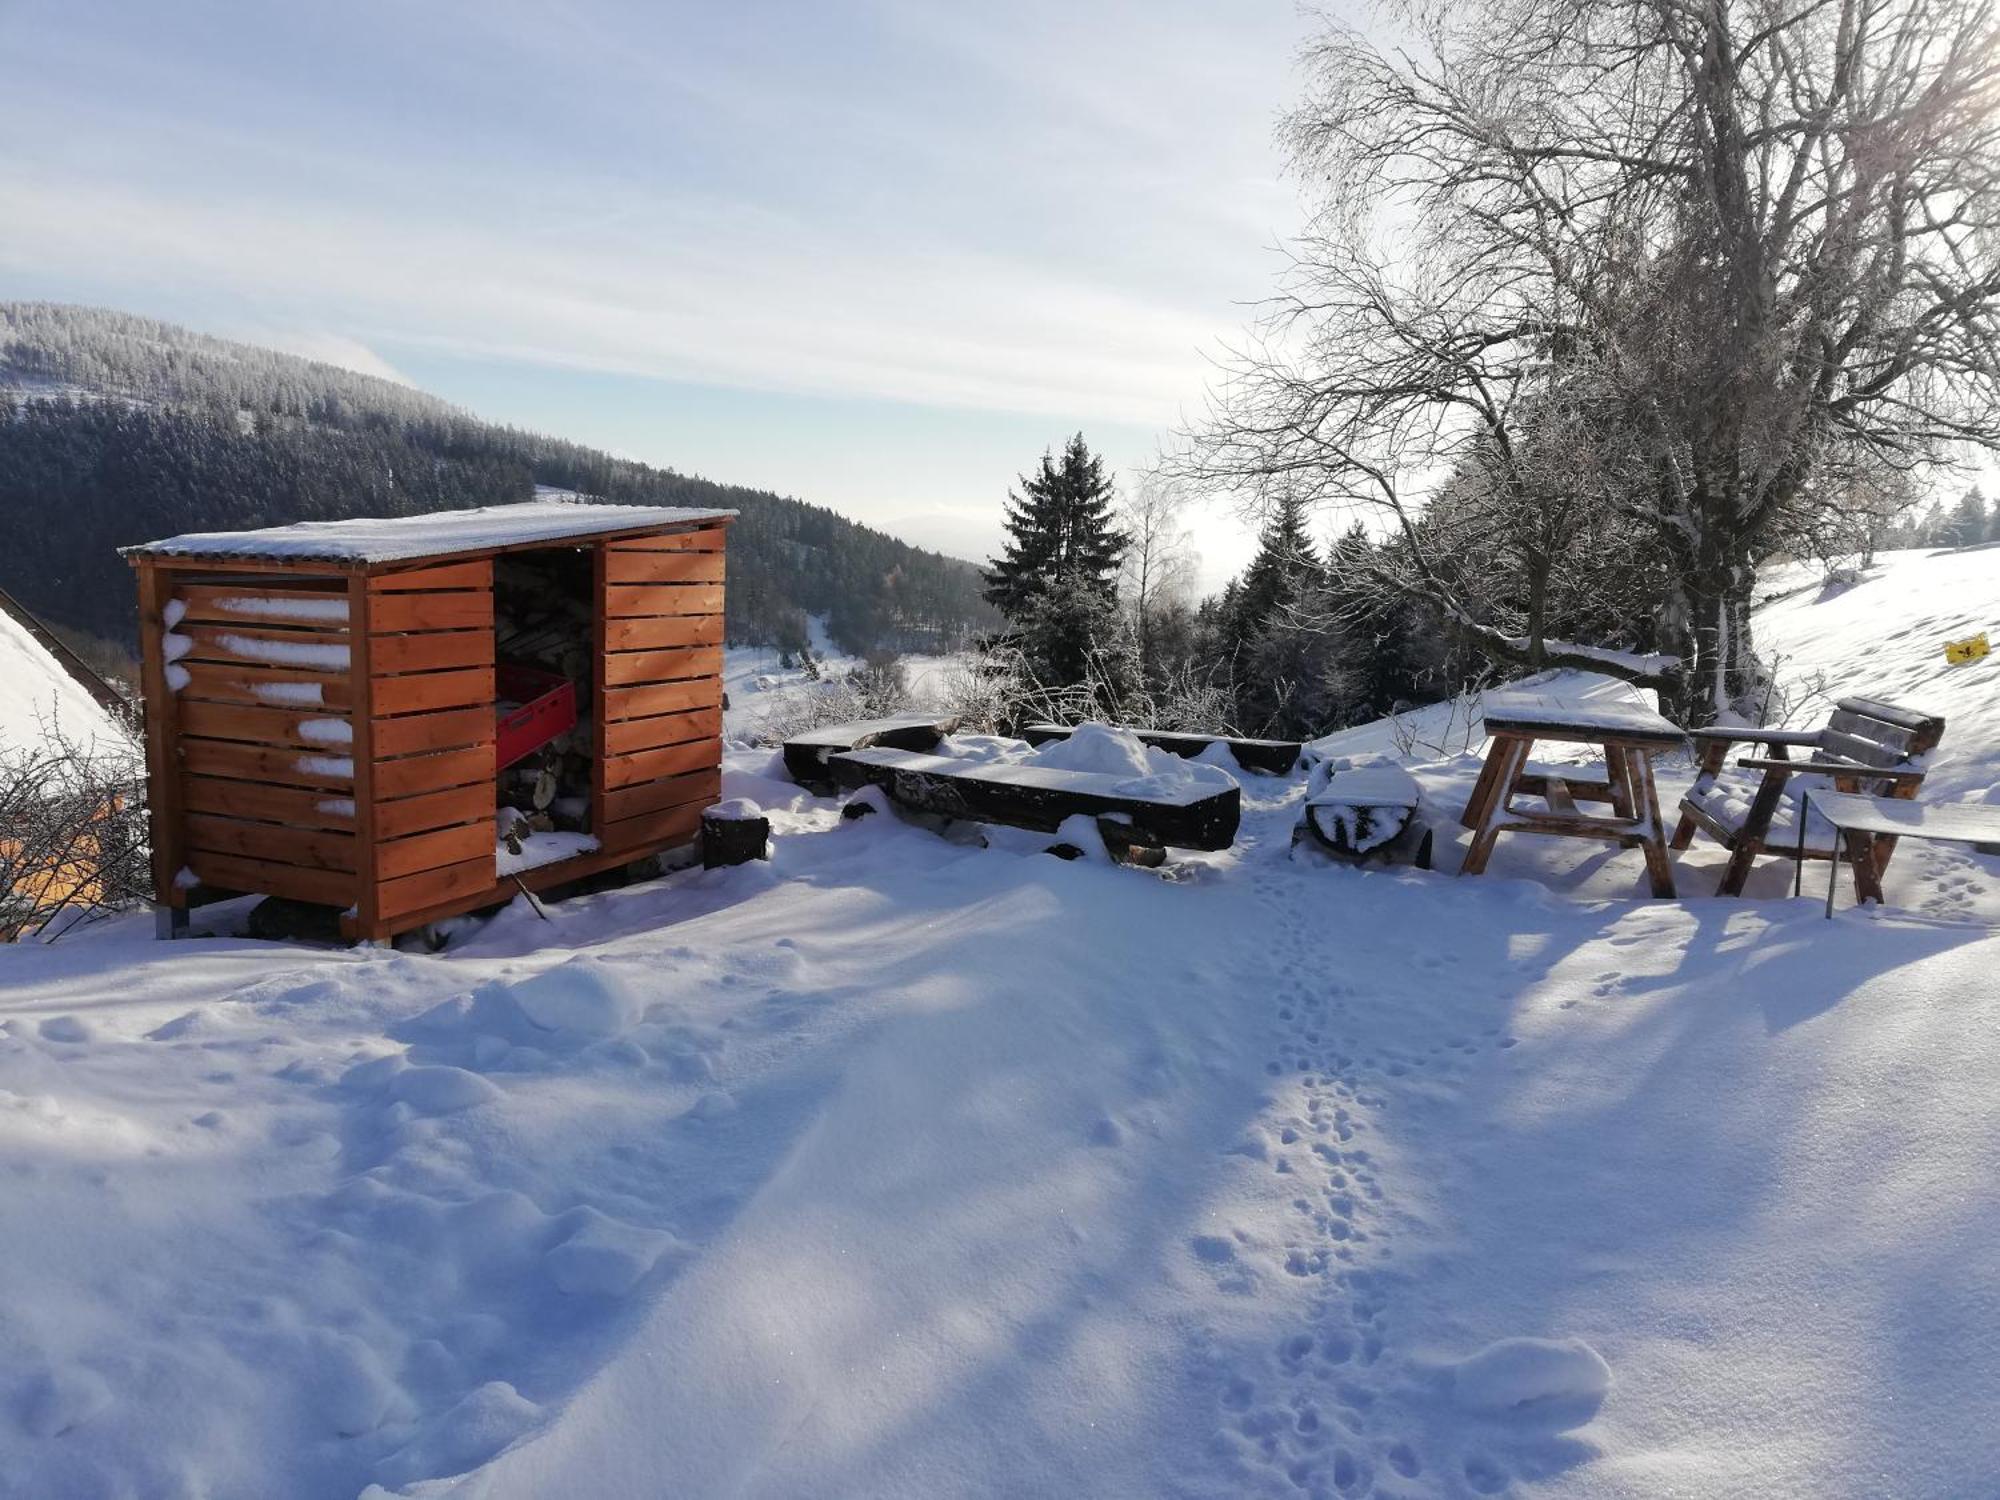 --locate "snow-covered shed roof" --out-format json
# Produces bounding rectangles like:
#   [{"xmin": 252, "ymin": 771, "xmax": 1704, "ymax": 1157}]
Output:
[{"xmin": 122, "ymin": 501, "xmax": 737, "ymax": 566}]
